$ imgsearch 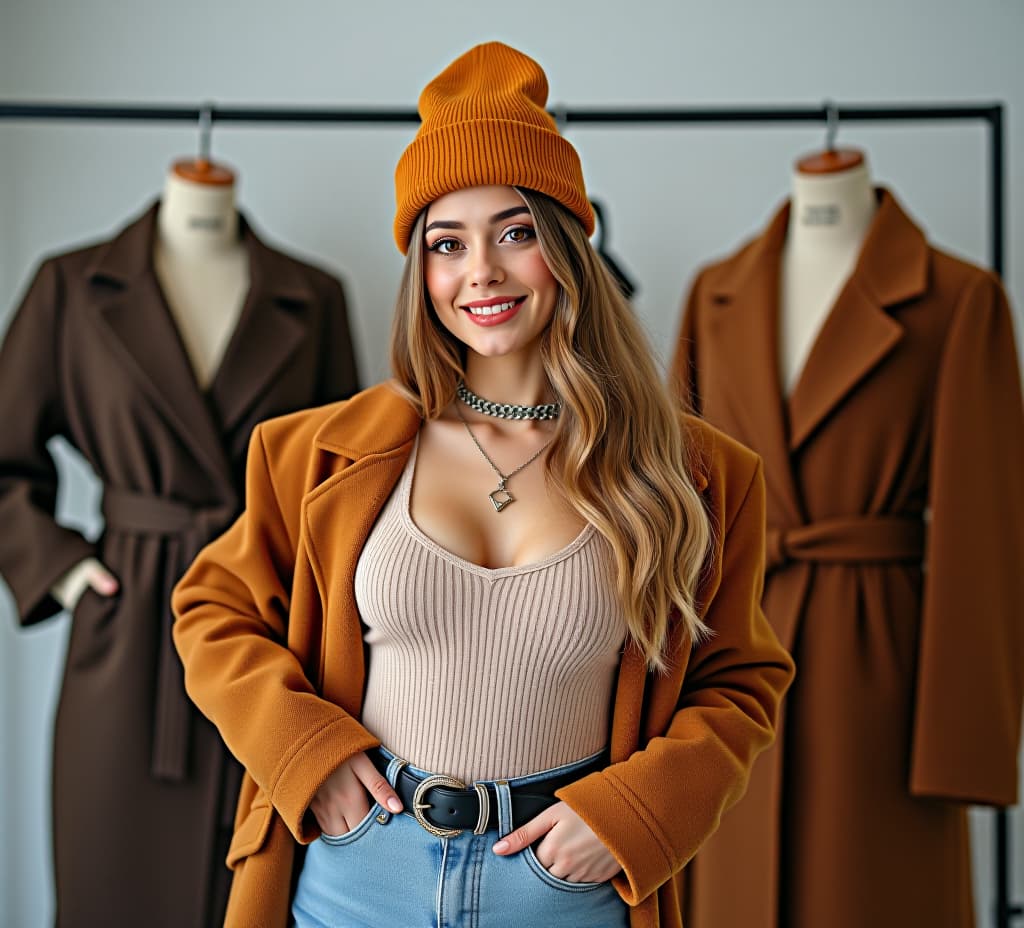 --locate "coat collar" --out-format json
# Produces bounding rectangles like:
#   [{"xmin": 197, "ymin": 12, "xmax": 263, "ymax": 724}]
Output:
[
  {"xmin": 304, "ymin": 383, "xmax": 422, "ymax": 711},
  {"xmin": 86, "ymin": 201, "xmax": 317, "ymax": 302},
  {"xmin": 84, "ymin": 202, "xmax": 318, "ymax": 493},
  {"xmin": 313, "ymin": 382, "xmax": 423, "ymax": 460},
  {"xmin": 706, "ymin": 187, "xmax": 929, "ymax": 469}
]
